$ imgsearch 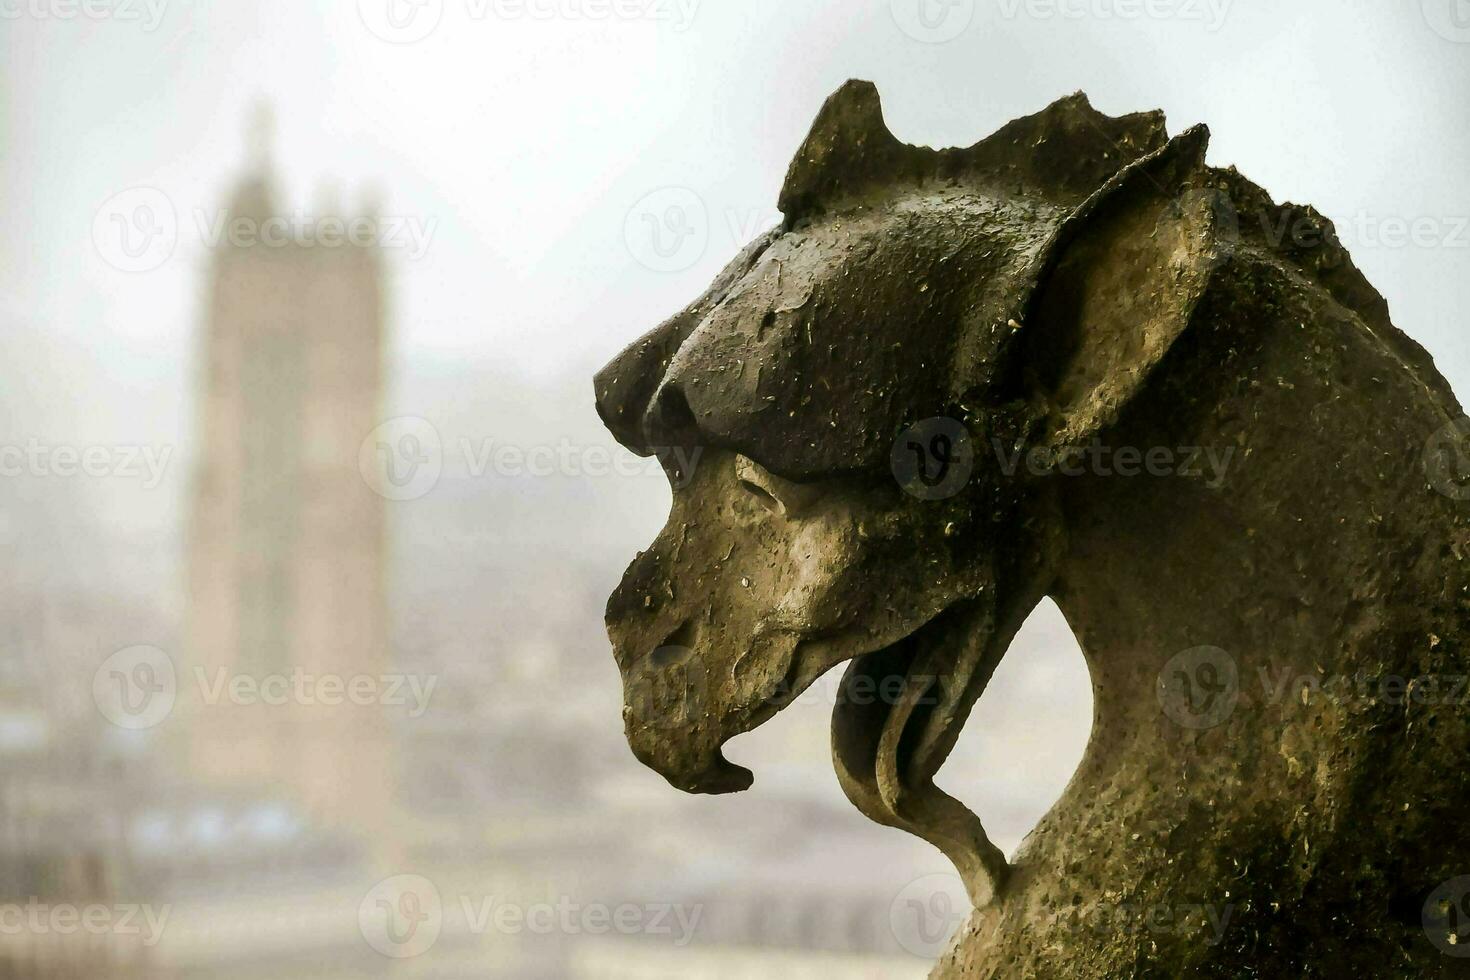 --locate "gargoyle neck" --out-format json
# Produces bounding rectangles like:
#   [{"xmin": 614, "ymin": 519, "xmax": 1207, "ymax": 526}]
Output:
[{"xmin": 1047, "ymin": 305, "xmax": 1464, "ymax": 733}]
